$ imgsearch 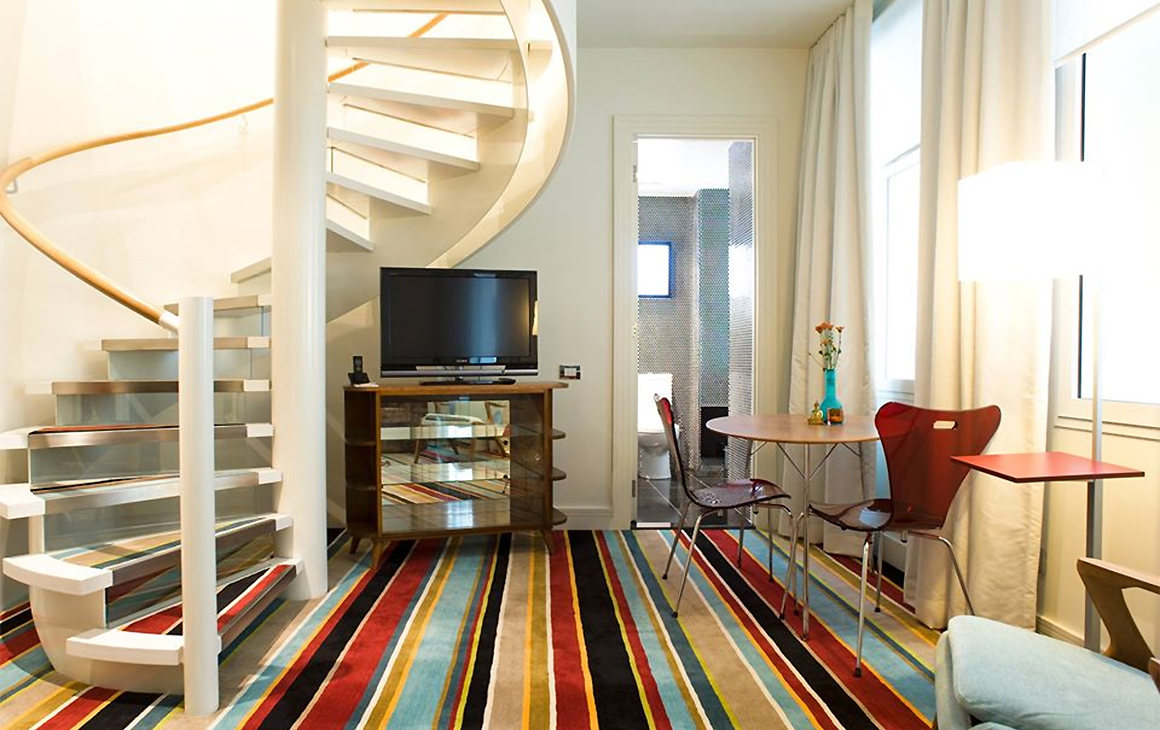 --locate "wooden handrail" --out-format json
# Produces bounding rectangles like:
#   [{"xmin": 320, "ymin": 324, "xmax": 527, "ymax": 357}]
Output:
[{"xmin": 0, "ymin": 12, "xmax": 447, "ymax": 331}]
